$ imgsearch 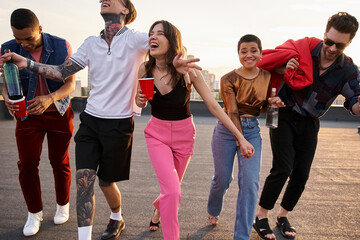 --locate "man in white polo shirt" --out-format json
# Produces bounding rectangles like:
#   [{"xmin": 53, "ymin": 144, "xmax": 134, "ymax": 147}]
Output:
[{"xmin": 1, "ymin": 1, "xmax": 201, "ymax": 239}]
